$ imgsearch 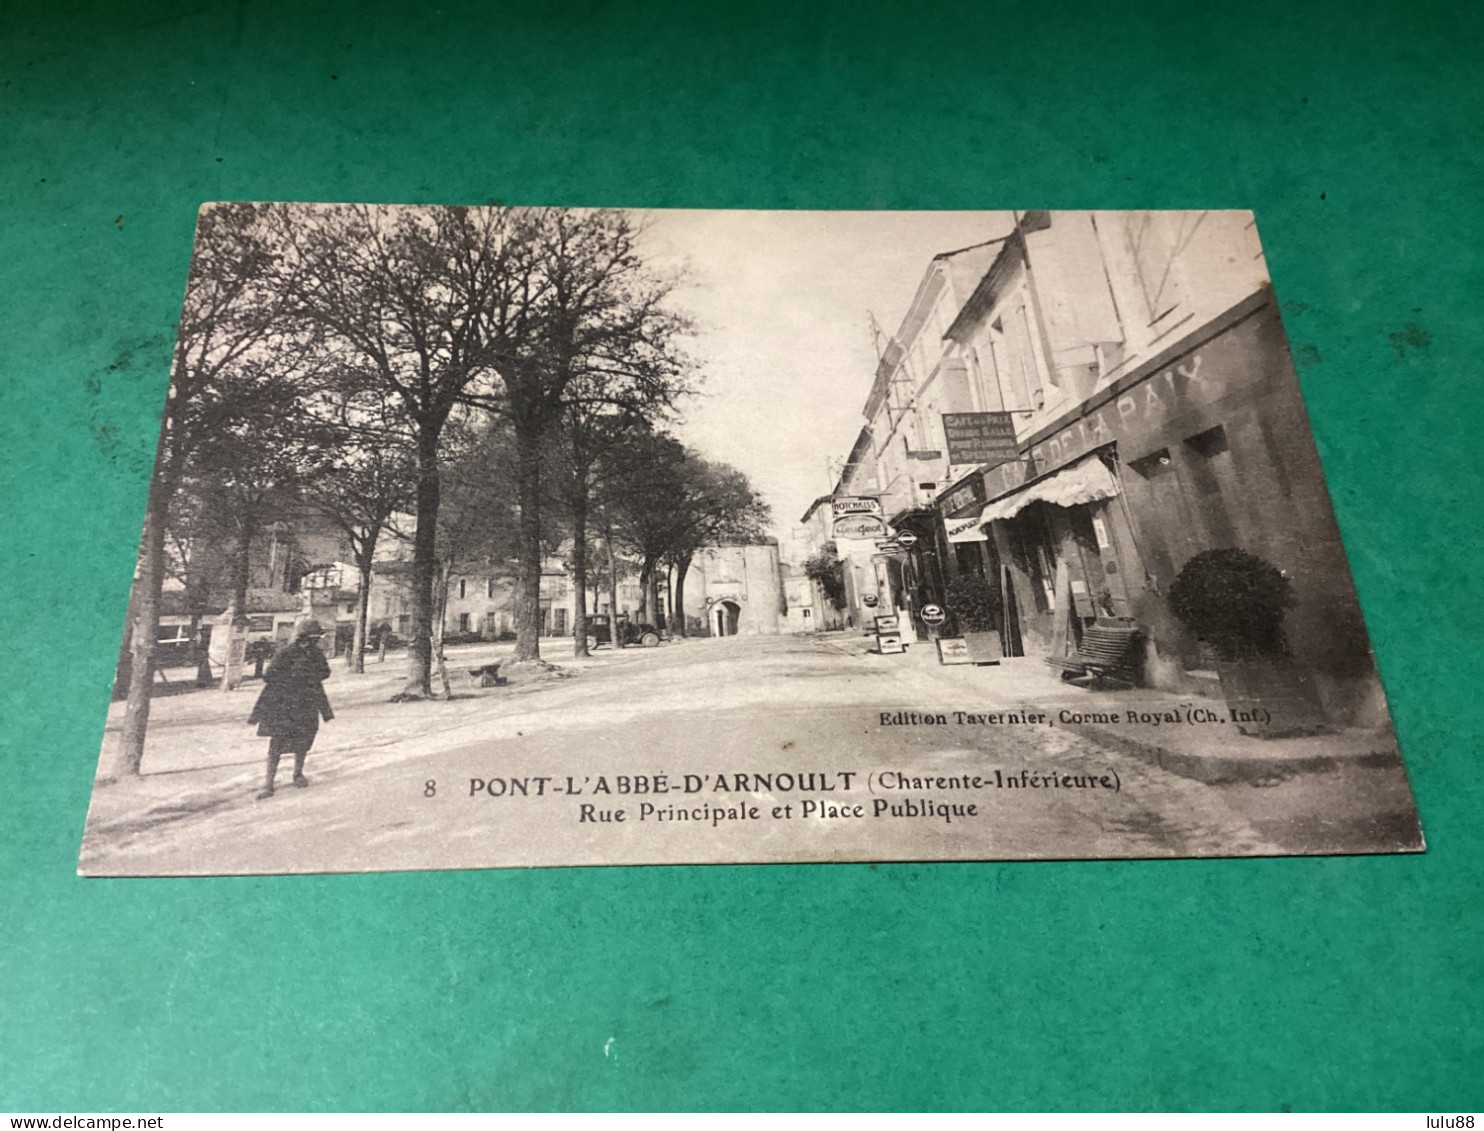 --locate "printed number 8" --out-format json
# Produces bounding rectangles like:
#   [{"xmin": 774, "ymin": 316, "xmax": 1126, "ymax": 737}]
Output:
[{"xmin": 424, "ymin": 780, "xmax": 437, "ymax": 797}]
